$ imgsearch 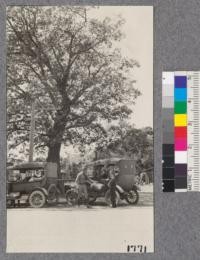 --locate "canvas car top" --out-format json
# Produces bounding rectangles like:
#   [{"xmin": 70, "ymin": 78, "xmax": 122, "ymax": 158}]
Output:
[
  {"xmin": 7, "ymin": 162, "xmax": 46, "ymax": 170},
  {"xmin": 86, "ymin": 158, "xmax": 134, "ymax": 167}
]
